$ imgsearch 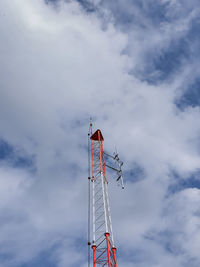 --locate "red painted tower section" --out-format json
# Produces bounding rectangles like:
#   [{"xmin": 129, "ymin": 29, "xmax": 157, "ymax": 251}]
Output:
[{"xmin": 89, "ymin": 123, "xmax": 117, "ymax": 267}]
